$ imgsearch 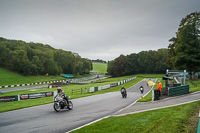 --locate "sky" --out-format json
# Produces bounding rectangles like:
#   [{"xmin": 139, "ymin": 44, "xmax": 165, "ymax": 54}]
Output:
[{"xmin": 0, "ymin": 0, "xmax": 200, "ymax": 61}]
